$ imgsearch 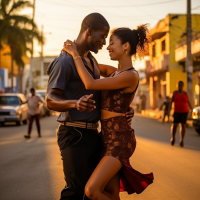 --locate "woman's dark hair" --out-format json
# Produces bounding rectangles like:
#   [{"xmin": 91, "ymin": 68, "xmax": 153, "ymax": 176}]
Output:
[
  {"xmin": 178, "ymin": 80, "xmax": 184, "ymax": 85},
  {"xmin": 111, "ymin": 24, "xmax": 151, "ymax": 58}
]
